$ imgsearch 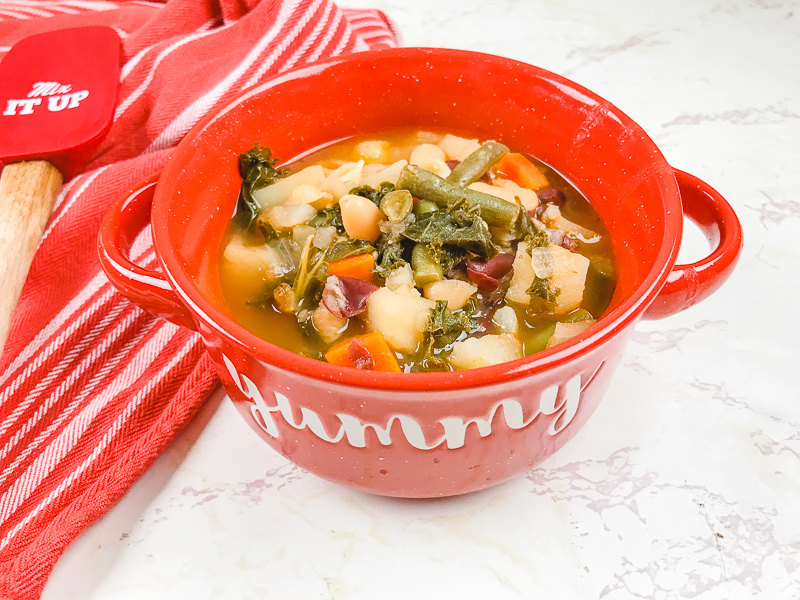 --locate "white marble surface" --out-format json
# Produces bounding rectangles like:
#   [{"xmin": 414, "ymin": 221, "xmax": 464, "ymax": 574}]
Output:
[{"xmin": 42, "ymin": 1, "xmax": 799, "ymax": 598}]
